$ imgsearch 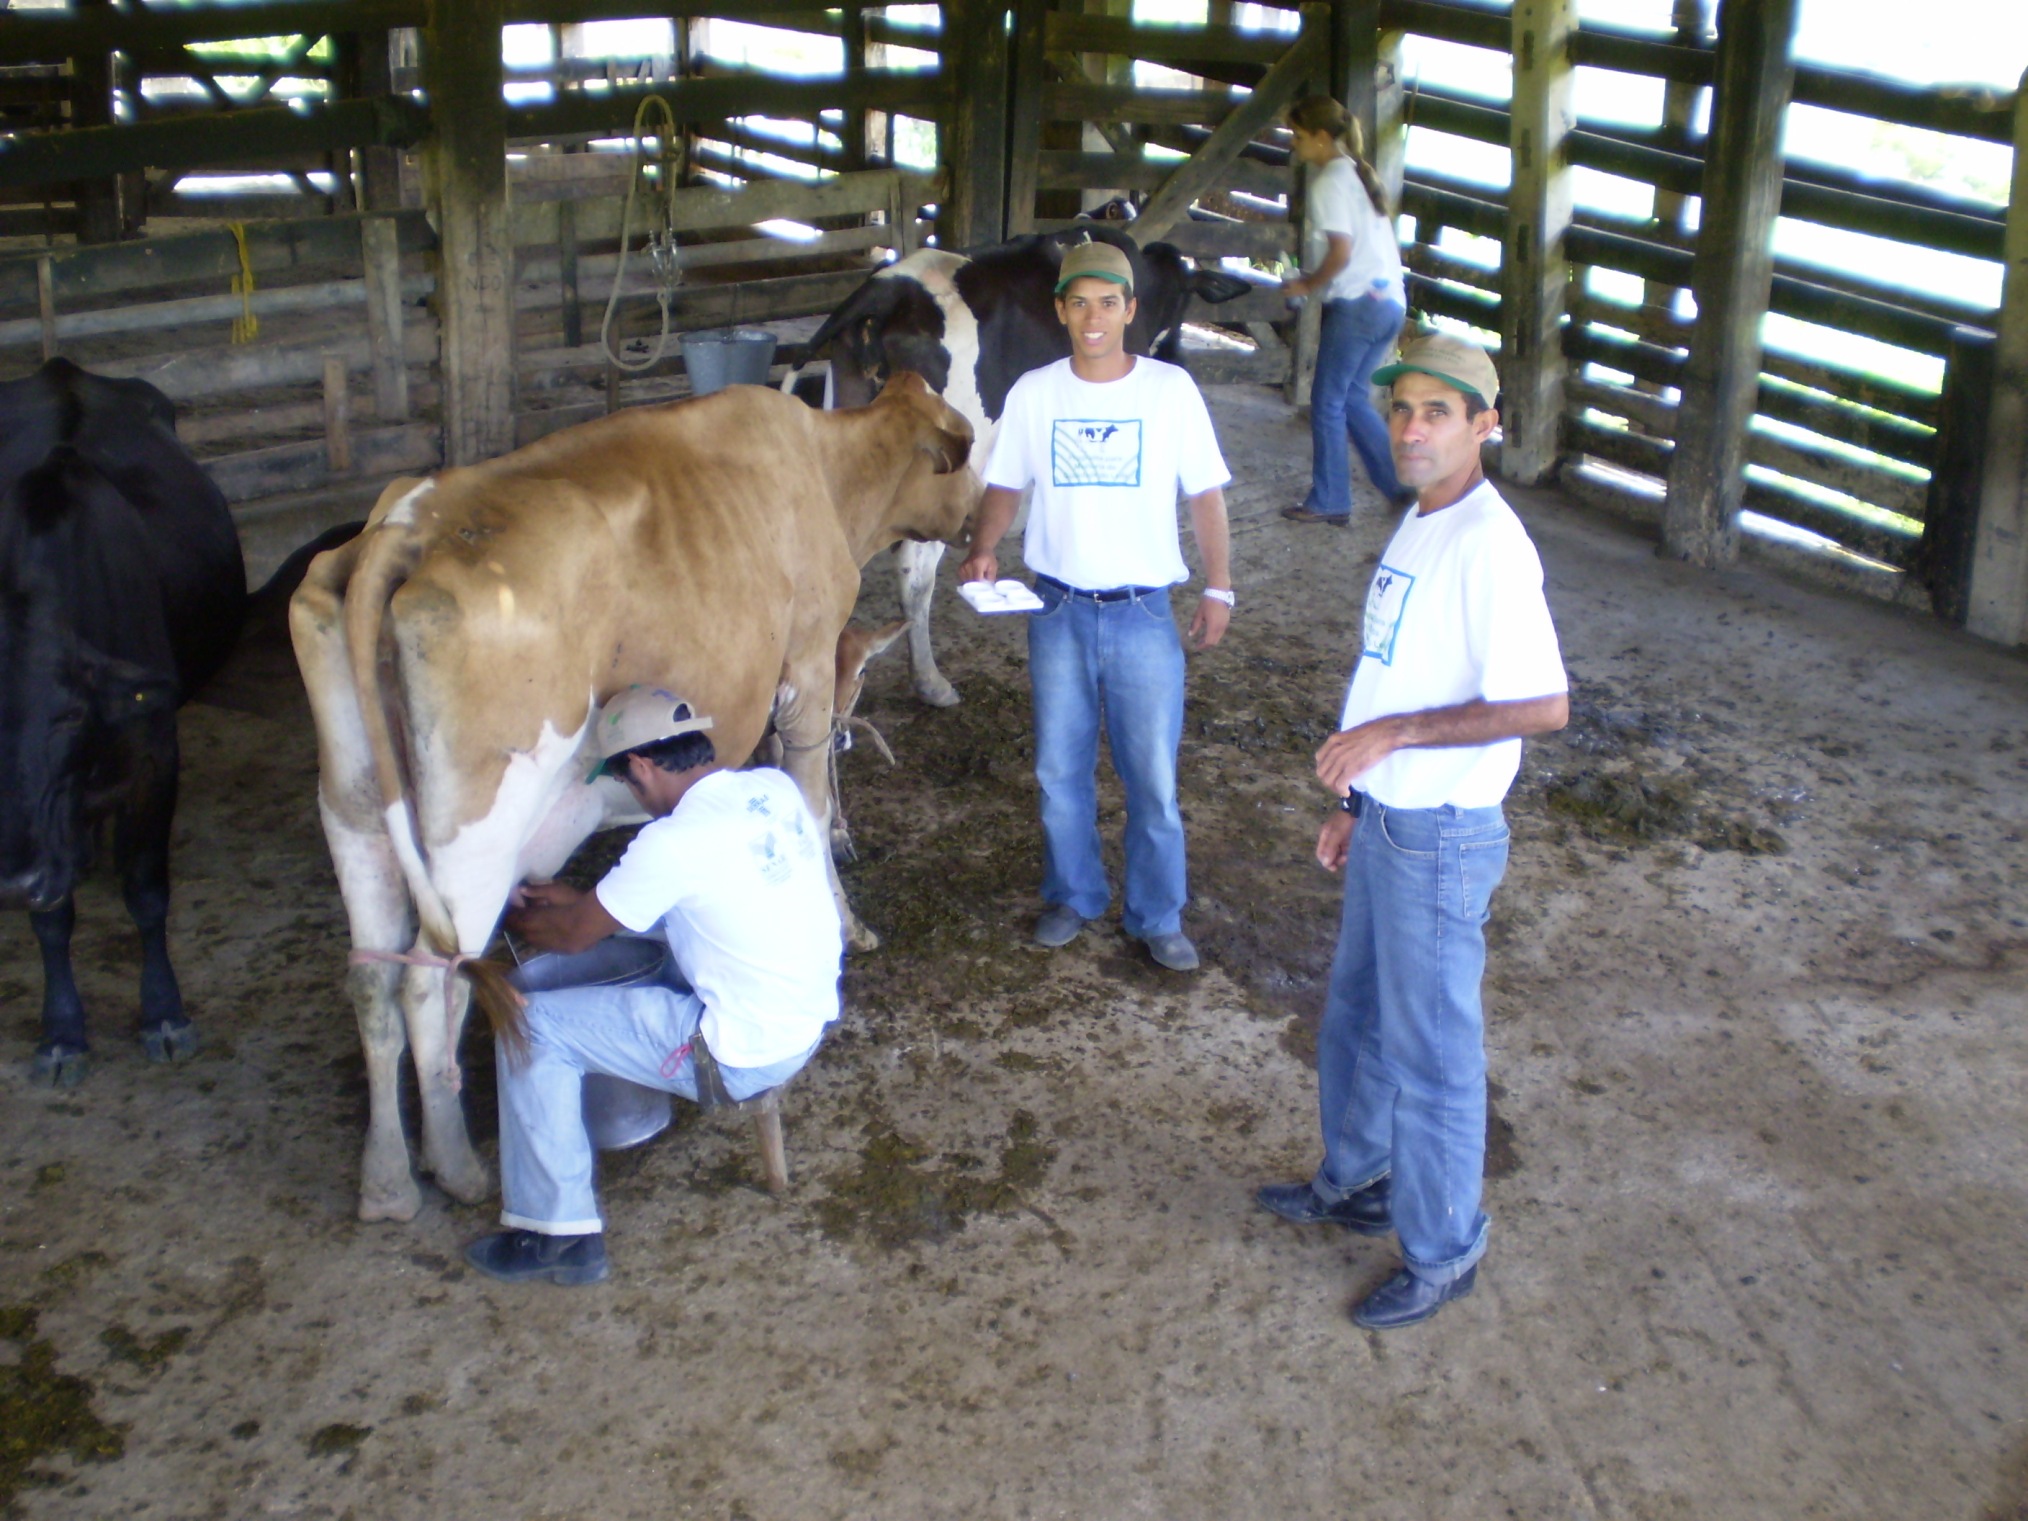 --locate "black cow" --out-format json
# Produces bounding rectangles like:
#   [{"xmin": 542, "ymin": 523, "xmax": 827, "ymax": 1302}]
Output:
[
  {"xmin": 801, "ymin": 223, "xmax": 1255, "ymax": 706},
  {"xmin": 1, "ymin": 358, "xmax": 246, "ymax": 1086}
]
